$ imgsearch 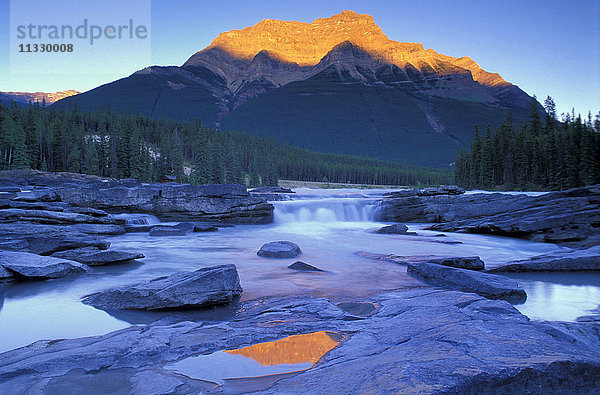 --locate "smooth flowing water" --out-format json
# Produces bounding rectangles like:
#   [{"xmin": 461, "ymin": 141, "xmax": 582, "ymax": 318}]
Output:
[{"xmin": 0, "ymin": 188, "xmax": 597, "ymax": 353}]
